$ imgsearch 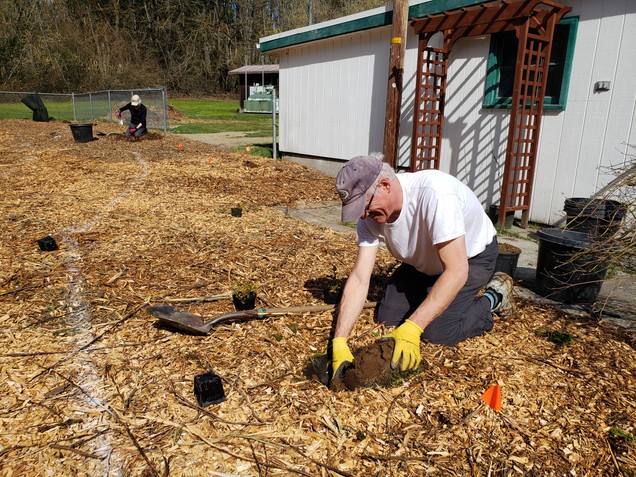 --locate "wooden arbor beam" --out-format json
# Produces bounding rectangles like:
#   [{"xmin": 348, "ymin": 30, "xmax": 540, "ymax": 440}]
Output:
[
  {"xmin": 410, "ymin": 33, "xmax": 454, "ymax": 172},
  {"xmin": 412, "ymin": 0, "xmax": 535, "ymax": 35},
  {"xmin": 411, "ymin": 0, "xmax": 568, "ymax": 34}
]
